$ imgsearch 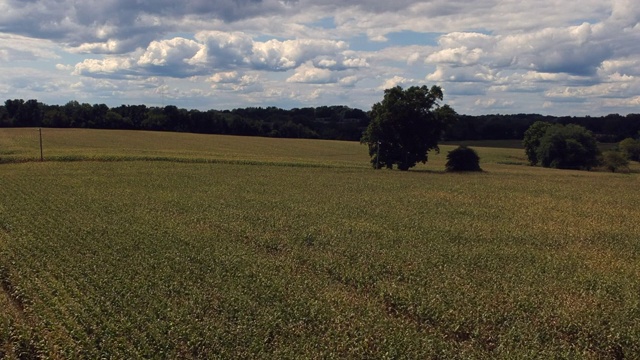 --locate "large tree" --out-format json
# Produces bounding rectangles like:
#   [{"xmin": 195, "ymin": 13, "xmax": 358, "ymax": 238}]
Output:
[{"xmin": 361, "ymin": 85, "xmax": 456, "ymax": 170}]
